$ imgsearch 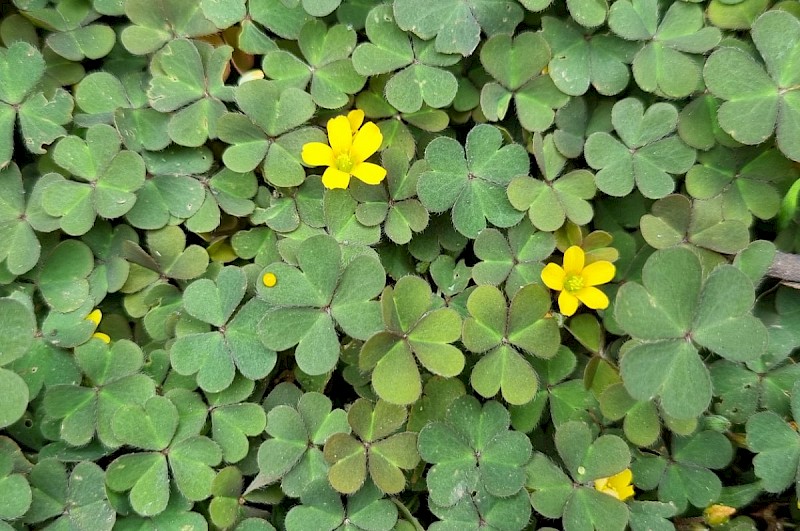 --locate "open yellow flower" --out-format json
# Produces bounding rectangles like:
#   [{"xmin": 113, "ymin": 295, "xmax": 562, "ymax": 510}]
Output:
[
  {"xmin": 594, "ymin": 468, "xmax": 634, "ymax": 501},
  {"xmin": 541, "ymin": 246, "xmax": 615, "ymax": 316},
  {"xmin": 85, "ymin": 309, "xmax": 110, "ymax": 344},
  {"xmin": 301, "ymin": 110, "xmax": 386, "ymax": 190}
]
